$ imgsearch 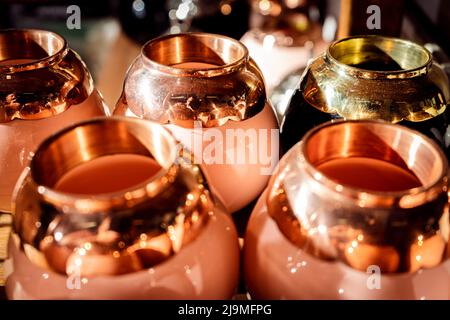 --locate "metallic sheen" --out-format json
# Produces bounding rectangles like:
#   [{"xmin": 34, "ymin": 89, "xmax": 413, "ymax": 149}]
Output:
[
  {"xmin": 0, "ymin": 29, "xmax": 95, "ymax": 122},
  {"xmin": 11, "ymin": 117, "xmax": 215, "ymax": 277},
  {"xmin": 115, "ymin": 32, "xmax": 266, "ymax": 128},
  {"xmin": 301, "ymin": 36, "xmax": 449, "ymax": 122},
  {"xmin": 280, "ymin": 35, "xmax": 450, "ymax": 154},
  {"xmin": 268, "ymin": 120, "xmax": 449, "ymax": 273}
]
